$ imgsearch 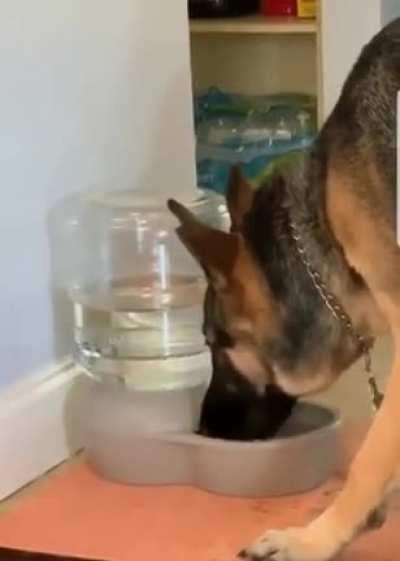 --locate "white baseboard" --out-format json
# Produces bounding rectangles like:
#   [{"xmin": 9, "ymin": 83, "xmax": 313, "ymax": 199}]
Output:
[{"xmin": 0, "ymin": 360, "xmax": 85, "ymax": 500}]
